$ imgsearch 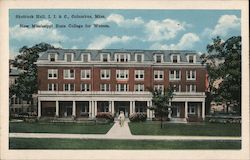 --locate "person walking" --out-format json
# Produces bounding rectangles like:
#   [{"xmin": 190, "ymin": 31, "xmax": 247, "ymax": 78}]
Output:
[{"xmin": 118, "ymin": 111, "xmax": 125, "ymax": 127}]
